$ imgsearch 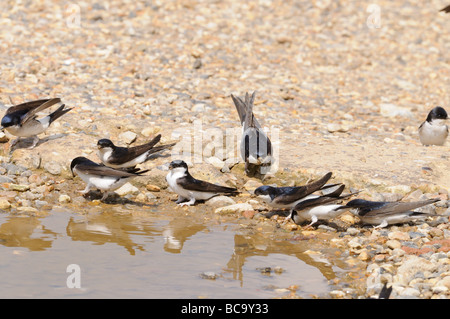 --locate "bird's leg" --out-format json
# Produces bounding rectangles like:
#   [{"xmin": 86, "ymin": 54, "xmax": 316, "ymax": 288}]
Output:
[
  {"xmin": 9, "ymin": 138, "xmax": 20, "ymax": 151},
  {"xmin": 307, "ymin": 215, "xmax": 319, "ymax": 227},
  {"xmin": 373, "ymin": 220, "xmax": 388, "ymax": 230},
  {"xmin": 27, "ymin": 136, "xmax": 40, "ymax": 149},
  {"xmin": 175, "ymin": 196, "xmax": 188, "ymax": 204},
  {"xmin": 282, "ymin": 210, "xmax": 294, "ymax": 224},
  {"xmin": 79, "ymin": 183, "xmax": 93, "ymax": 196},
  {"xmin": 100, "ymin": 192, "xmax": 112, "ymax": 202},
  {"xmin": 178, "ymin": 197, "xmax": 196, "ymax": 207}
]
